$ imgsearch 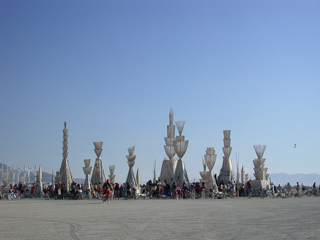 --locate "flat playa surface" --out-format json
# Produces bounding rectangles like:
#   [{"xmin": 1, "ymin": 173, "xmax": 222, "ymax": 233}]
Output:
[{"xmin": 1, "ymin": 197, "xmax": 319, "ymax": 240}]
